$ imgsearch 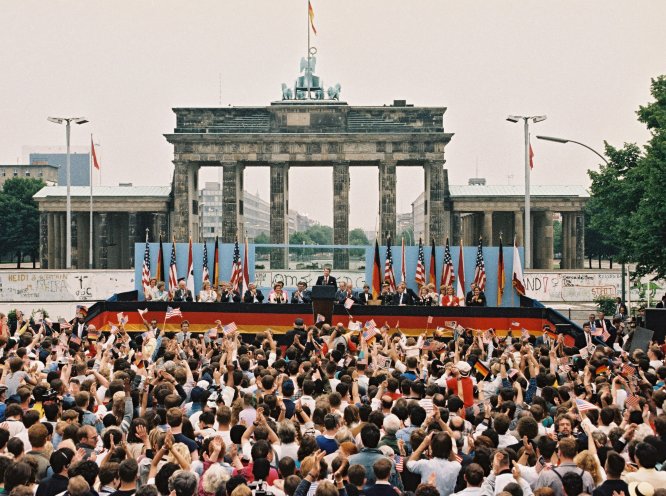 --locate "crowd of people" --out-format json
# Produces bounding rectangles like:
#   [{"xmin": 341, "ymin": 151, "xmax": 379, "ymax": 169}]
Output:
[
  {"xmin": 0, "ymin": 298, "xmax": 663, "ymax": 496},
  {"xmin": 145, "ymin": 268, "xmax": 487, "ymax": 308}
]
